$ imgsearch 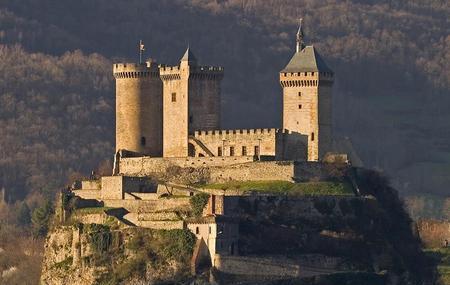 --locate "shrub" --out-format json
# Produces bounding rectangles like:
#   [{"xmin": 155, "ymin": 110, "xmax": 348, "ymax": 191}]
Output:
[
  {"xmin": 52, "ymin": 257, "xmax": 73, "ymax": 271},
  {"xmin": 190, "ymin": 193, "xmax": 210, "ymax": 217},
  {"xmin": 114, "ymin": 257, "xmax": 146, "ymax": 282},
  {"xmin": 160, "ymin": 229, "xmax": 196, "ymax": 261},
  {"xmin": 84, "ymin": 224, "xmax": 112, "ymax": 253}
]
